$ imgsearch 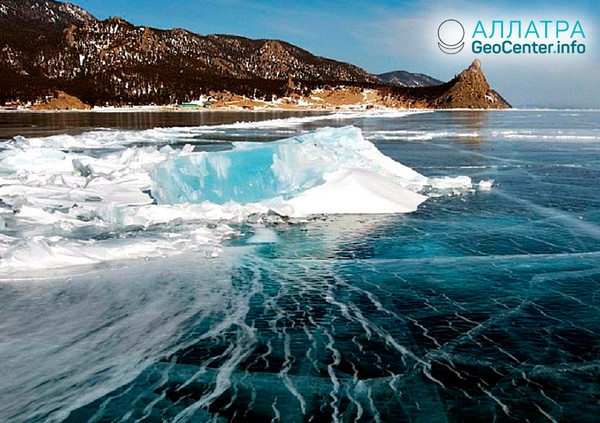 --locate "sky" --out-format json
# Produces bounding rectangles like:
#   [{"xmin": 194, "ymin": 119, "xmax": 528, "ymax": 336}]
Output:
[{"xmin": 64, "ymin": 0, "xmax": 600, "ymax": 108}]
